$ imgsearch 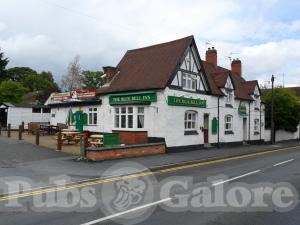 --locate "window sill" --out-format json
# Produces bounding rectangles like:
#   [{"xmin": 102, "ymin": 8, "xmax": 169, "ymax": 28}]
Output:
[
  {"xmin": 225, "ymin": 130, "xmax": 234, "ymax": 135},
  {"xmin": 184, "ymin": 130, "xmax": 199, "ymax": 135},
  {"xmin": 225, "ymin": 104, "xmax": 233, "ymax": 108},
  {"xmin": 113, "ymin": 128, "xmax": 147, "ymax": 132}
]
